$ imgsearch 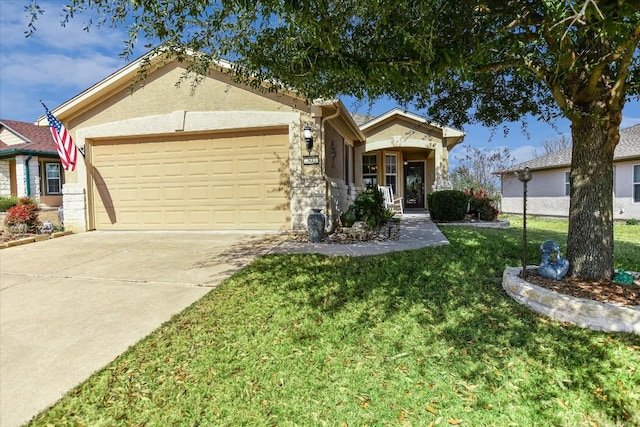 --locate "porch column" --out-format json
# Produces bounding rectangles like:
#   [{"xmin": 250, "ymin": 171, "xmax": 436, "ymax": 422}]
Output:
[{"xmin": 432, "ymin": 143, "xmax": 453, "ymax": 190}]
